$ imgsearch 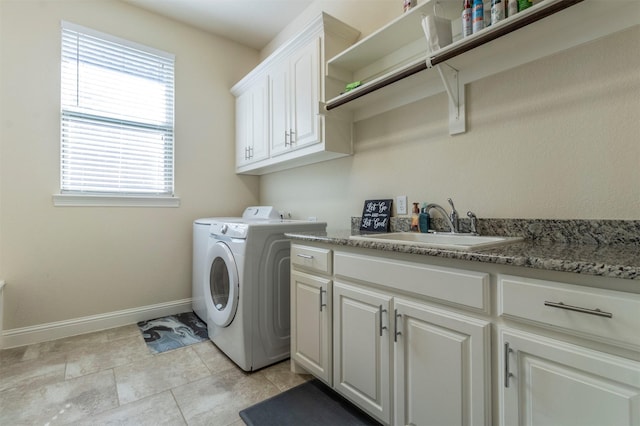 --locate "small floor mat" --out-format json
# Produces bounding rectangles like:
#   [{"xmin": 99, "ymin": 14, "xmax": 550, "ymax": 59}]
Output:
[
  {"xmin": 239, "ymin": 379, "xmax": 380, "ymax": 426},
  {"xmin": 138, "ymin": 312, "xmax": 208, "ymax": 354}
]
